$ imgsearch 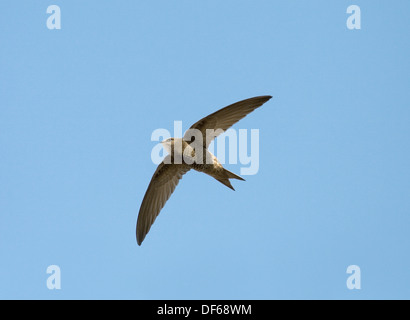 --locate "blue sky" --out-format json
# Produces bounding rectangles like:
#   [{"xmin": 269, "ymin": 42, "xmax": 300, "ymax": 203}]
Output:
[{"xmin": 1, "ymin": 1, "xmax": 409, "ymax": 299}]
